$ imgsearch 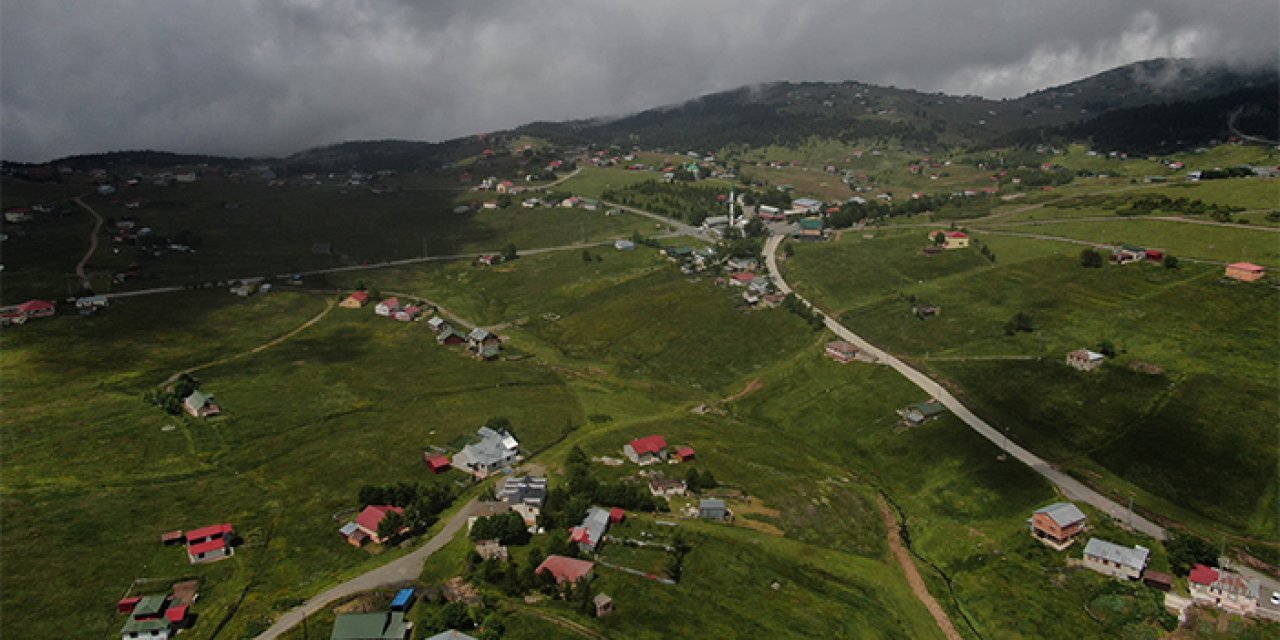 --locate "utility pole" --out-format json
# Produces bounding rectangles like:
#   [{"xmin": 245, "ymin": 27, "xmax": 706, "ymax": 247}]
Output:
[{"xmin": 1127, "ymin": 494, "xmax": 1134, "ymax": 530}]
